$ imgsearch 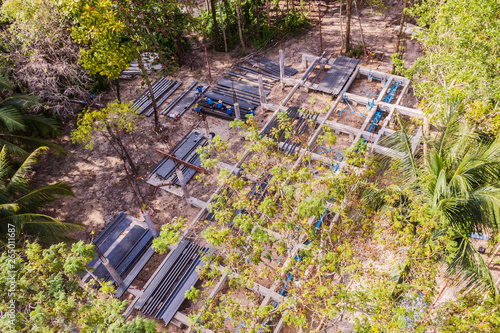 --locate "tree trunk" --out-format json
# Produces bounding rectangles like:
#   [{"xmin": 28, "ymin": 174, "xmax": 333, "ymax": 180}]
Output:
[
  {"xmin": 236, "ymin": 0, "xmax": 247, "ymax": 54},
  {"xmin": 218, "ymin": 0, "xmax": 228, "ymax": 52},
  {"xmin": 318, "ymin": 2, "xmax": 323, "ymax": 54},
  {"xmin": 286, "ymin": 0, "xmax": 289, "ymax": 28},
  {"xmin": 394, "ymin": 0, "xmax": 408, "ymax": 70},
  {"xmin": 170, "ymin": 13, "xmax": 184, "ymax": 65},
  {"xmin": 353, "ymin": 0, "xmax": 367, "ymax": 57},
  {"xmin": 255, "ymin": 0, "xmax": 259, "ymax": 37},
  {"xmin": 339, "ymin": 0, "xmax": 344, "ymax": 54},
  {"xmin": 345, "ymin": 0, "xmax": 352, "ymax": 53},
  {"xmin": 142, "ymin": 210, "xmax": 159, "ymax": 238},
  {"xmin": 202, "ymin": 28, "xmax": 212, "ymax": 82},
  {"xmin": 115, "ymin": 79, "xmax": 121, "ymax": 102},
  {"xmin": 102, "ymin": 257, "xmax": 123, "ymax": 286},
  {"xmin": 137, "ymin": 52, "xmax": 159, "ymax": 132},
  {"xmin": 210, "ymin": 0, "xmax": 220, "ymax": 50},
  {"xmin": 266, "ymin": 0, "xmax": 270, "ymax": 26},
  {"xmin": 107, "ymin": 126, "xmax": 138, "ymax": 177}
]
